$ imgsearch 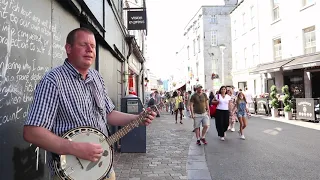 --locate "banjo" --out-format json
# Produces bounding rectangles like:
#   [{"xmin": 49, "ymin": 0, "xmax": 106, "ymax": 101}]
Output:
[{"xmin": 53, "ymin": 103, "xmax": 163, "ymax": 180}]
